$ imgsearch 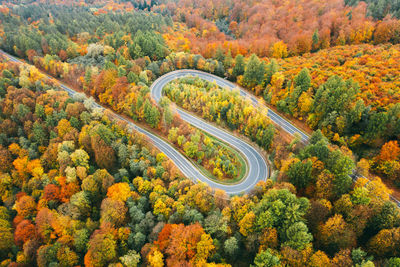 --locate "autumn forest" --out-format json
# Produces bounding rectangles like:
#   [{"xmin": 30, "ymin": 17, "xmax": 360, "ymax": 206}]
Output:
[{"xmin": 0, "ymin": 0, "xmax": 400, "ymax": 266}]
